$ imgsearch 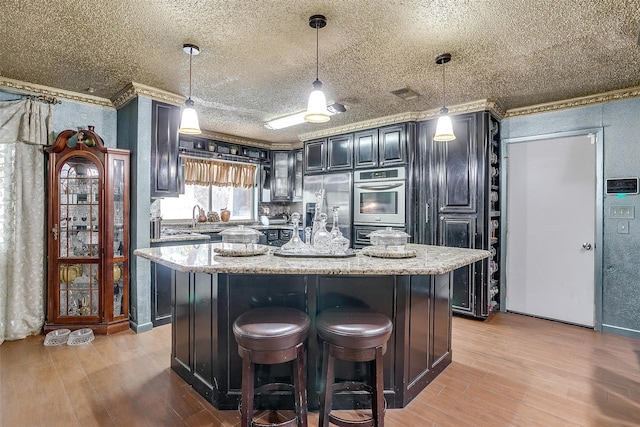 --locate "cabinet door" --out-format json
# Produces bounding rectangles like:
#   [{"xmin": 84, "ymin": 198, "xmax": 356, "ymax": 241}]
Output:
[
  {"xmin": 354, "ymin": 129, "xmax": 378, "ymax": 168},
  {"xmin": 292, "ymin": 149, "xmax": 304, "ymax": 201},
  {"xmin": 327, "ymin": 134, "xmax": 353, "ymax": 170},
  {"xmin": 152, "ymin": 262, "xmax": 173, "ymax": 326},
  {"xmin": 151, "ymin": 101, "xmax": 180, "ymax": 197},
  {"xmin": 379, "ymin": 124, "xmax": 407, "ymax": 166},
  {"xmin": 434, "ymin": 115, "xmax": 477, "ymax": 214},
  {"xmin": 438, "ymin": 215, "xmax": 477, "ymax": 313},
  {"xmin": 304, "ymin": 139, "xmax": 326, "ymax": 173},
  {"xmin": 271, "ymin": 151, "xmax": 291, "ymax": 201}
]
